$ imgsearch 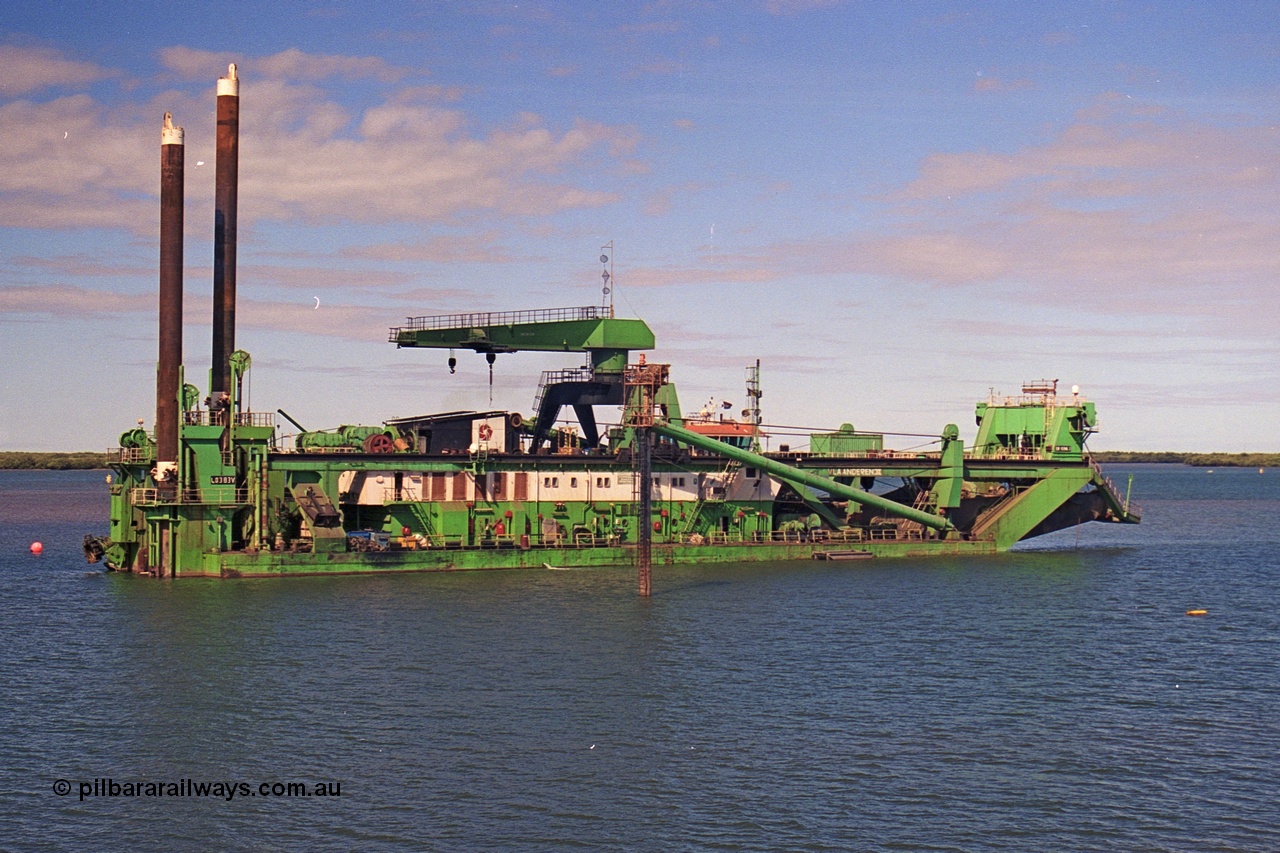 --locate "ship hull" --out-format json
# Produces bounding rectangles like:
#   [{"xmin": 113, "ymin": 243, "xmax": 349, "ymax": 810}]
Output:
[{"xmin": 194, "ymin": 538, "xmax": 999, "ymax": 578}]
